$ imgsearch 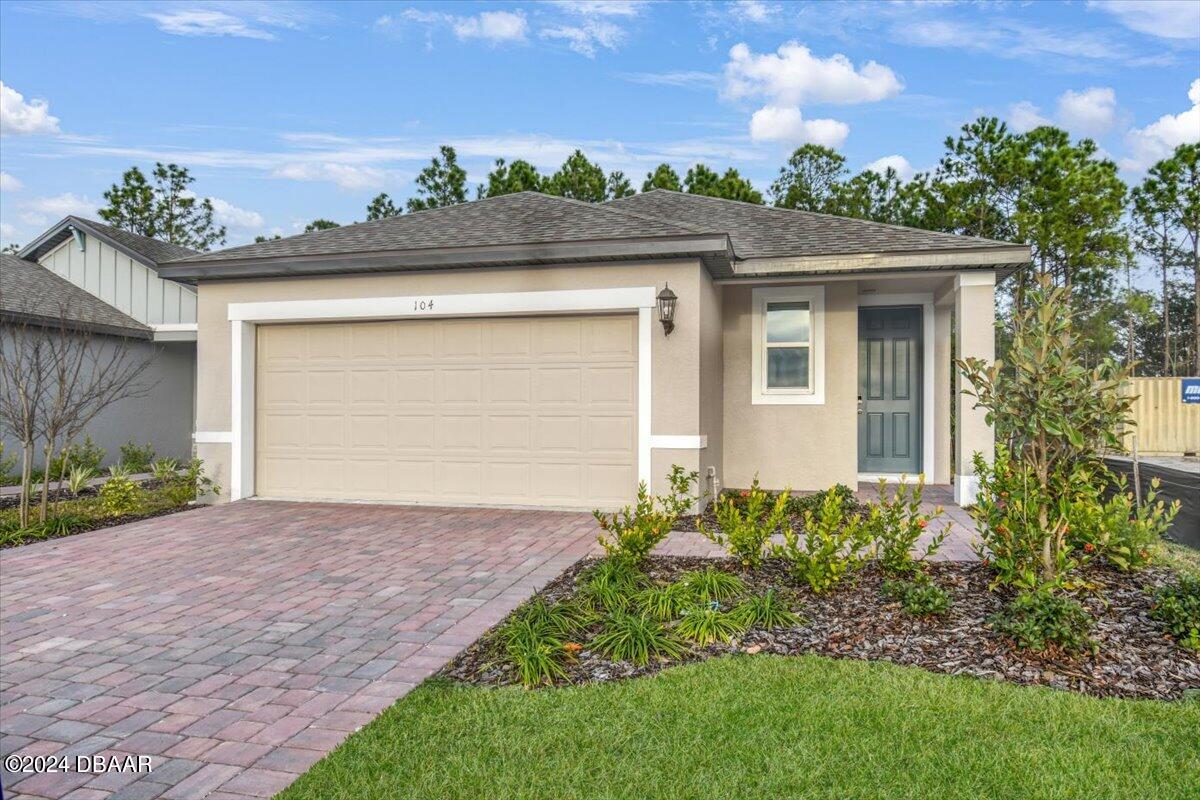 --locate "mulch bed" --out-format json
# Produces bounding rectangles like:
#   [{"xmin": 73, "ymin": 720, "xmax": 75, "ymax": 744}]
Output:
[
  {"xmin": 0, "ymin": 503, "xmax": 197, "ymax": 549},
  {"xmin": 0, "ymin": 477, "xmax": 165, "ymax": 511},
  {"xmin": 442, "ymin": 557, "xmax": 1200, "ymax": 701}
]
